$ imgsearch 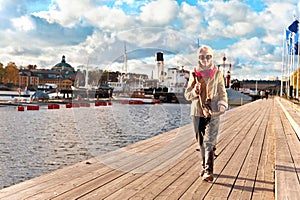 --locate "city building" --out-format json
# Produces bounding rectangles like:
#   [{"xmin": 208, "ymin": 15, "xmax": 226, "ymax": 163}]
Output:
[
  {"xmin": 18, "ymin": 55, "xmax": 76, "ymax": 90},
  {"xmin": 164, "ymin": 66, "xmax": 189, "ymax": 93}
]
